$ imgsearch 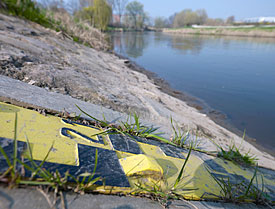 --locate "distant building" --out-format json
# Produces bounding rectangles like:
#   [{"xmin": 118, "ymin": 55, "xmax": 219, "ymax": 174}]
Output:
[
  {"xmin": 243, "ymin": 17, "xmax": 275, "ymax": 23},
  {"xmin": 112, "ymin": 14, "xmax": 121, "ymax": 24}
]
